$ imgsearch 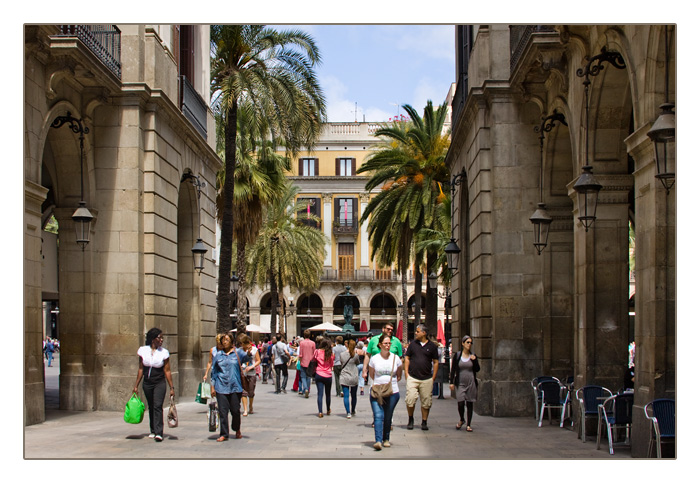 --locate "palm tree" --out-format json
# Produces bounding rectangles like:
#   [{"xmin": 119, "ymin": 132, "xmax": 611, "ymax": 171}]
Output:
[
  {"xmin": 214, "ymin": 103, "xmax": 290, "ymax": 334},
  {"xmin": 246, "ymin": 183, "xmax": 328, "ymax": 335},
  {"xmin": 211, "ymin": 25, "xmax": 326, "ymax": 333},
  {"xmin": 358, "ymin": 100, "xmax": 450, "ymax": 340}
]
